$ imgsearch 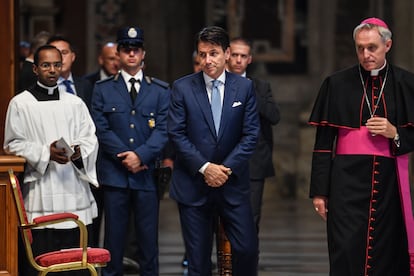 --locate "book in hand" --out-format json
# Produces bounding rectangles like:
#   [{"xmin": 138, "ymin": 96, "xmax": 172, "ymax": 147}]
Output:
[{"xmin": 55, "ymin": 137, "xmax": 75, "ymax": 157}]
